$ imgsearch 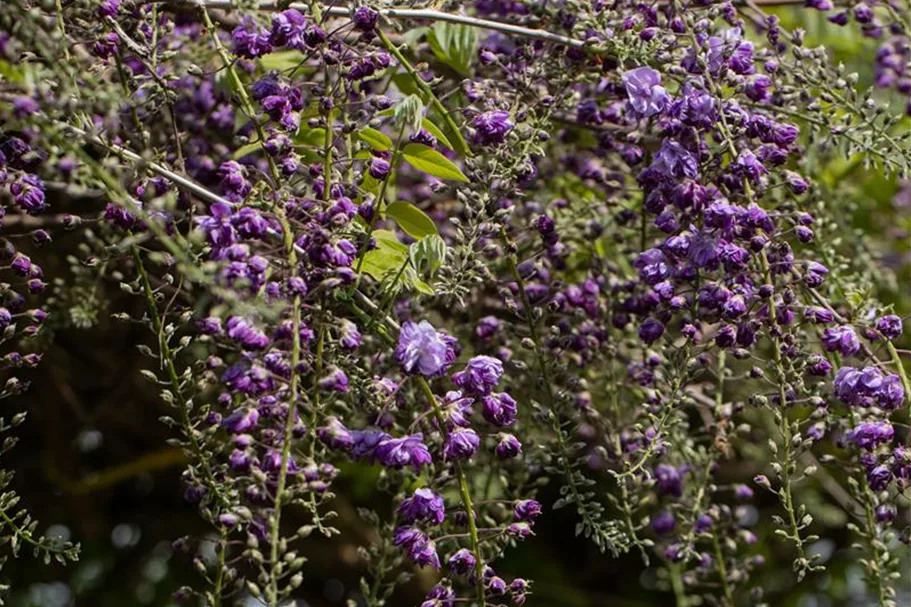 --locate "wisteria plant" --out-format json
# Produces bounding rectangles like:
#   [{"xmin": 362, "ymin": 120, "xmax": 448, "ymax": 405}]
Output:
[{"xmin": 0, "ymin": 0, "xmax": 910, "ymax": 605}]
